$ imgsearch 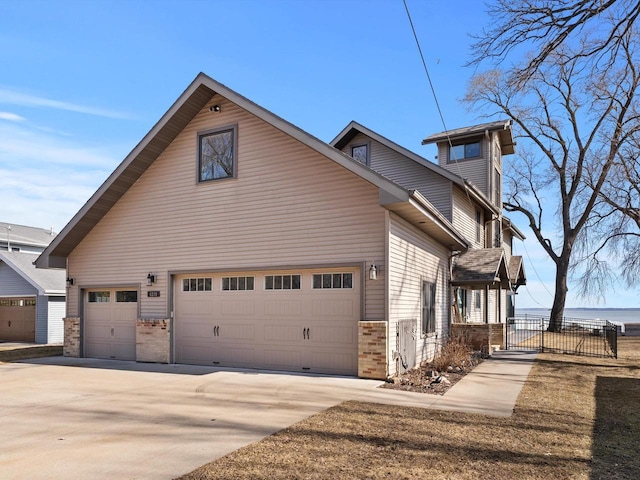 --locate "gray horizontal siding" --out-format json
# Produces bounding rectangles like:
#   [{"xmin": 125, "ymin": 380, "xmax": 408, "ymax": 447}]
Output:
[
  {"xmin": 0, "ymin": 263, "xmax": 36, "ymax": 296},
  {"xmin": 343, "ymin": 133, "xmax": 453, "ymax": 220}
]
